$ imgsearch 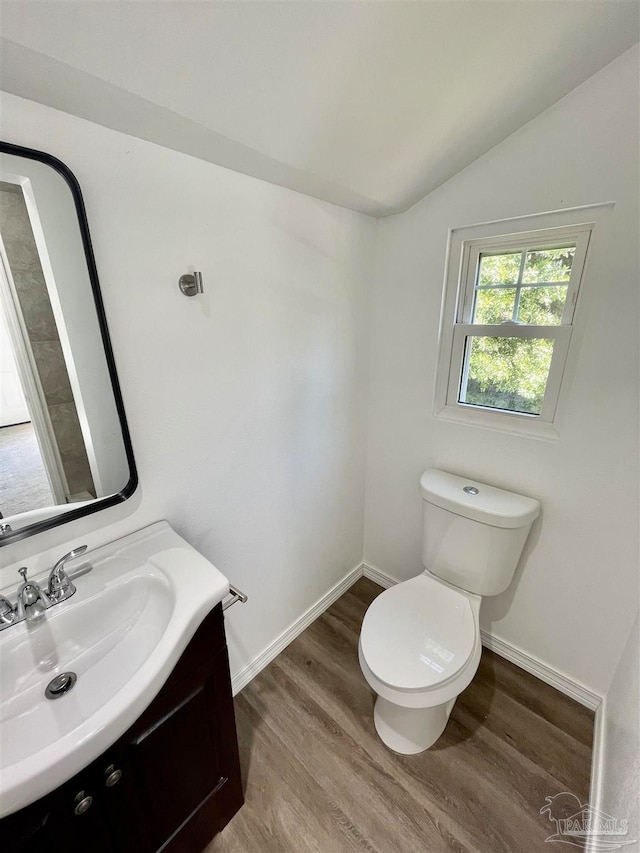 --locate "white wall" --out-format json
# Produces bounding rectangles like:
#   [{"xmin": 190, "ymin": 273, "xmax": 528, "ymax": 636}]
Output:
[
  {"xmin": 0, "ymin": 91, "xmax": 375, "ymax": 681},
  {"xmin": 364, "ymin": 46, "xmax": 639, "ymax": 696},
  {"xmin": 594, "ymin": 614, "xmax": 639, "ymax": 849}
]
